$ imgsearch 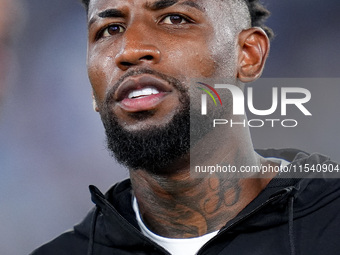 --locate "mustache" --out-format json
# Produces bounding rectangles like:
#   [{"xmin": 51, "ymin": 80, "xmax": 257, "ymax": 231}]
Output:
[{"xmin": 103, "ymin": 68, "xmax": 188, "ymax": 105}]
